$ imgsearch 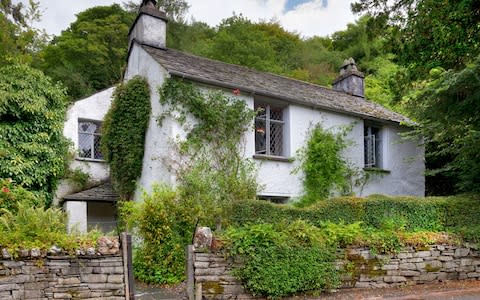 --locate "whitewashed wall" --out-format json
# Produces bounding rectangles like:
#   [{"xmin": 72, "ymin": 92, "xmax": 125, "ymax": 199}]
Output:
[
  {"xmin": 124, "ymin": 45, "xmax": 425, "ymax": 200},
  {"xmin": 54, "ymin": 88, "xmax": 115, "ymax": 206},
  {"xmin": 125, "ymin": 44, "xmax": 176, "ymax": 201}
]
